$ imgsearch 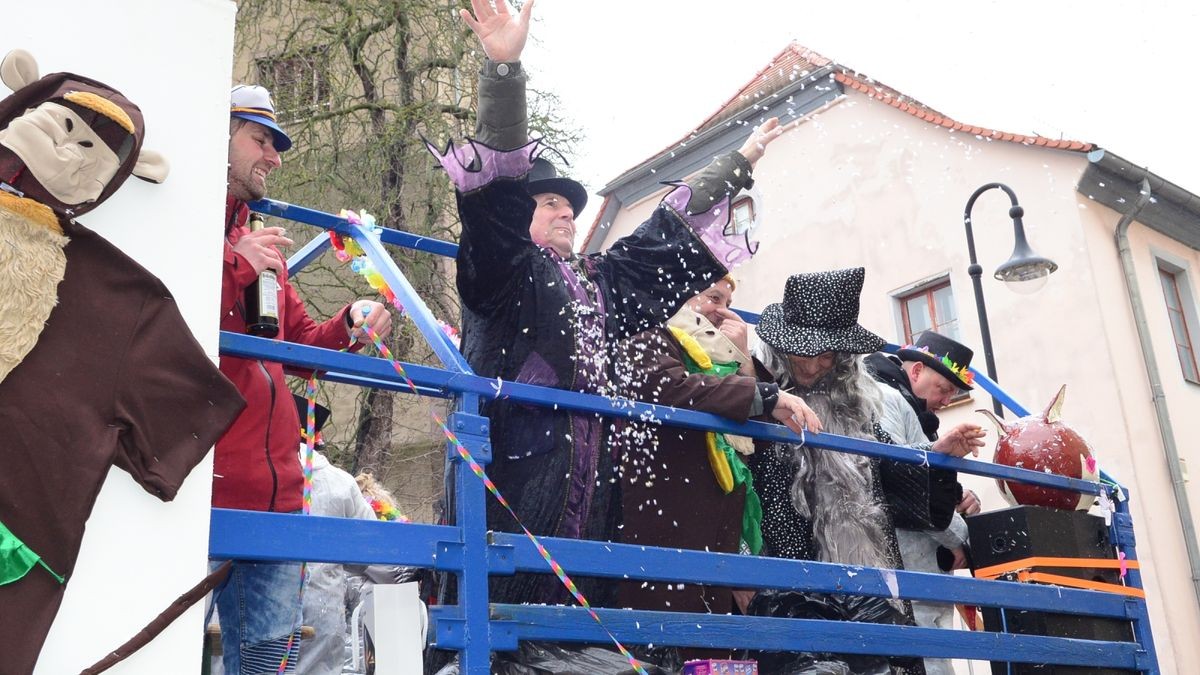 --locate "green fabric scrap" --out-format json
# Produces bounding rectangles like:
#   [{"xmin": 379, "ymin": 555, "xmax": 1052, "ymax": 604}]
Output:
[{"xmin": 1, "ymin": 518, "xmax": 64, "ymax": 585}]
